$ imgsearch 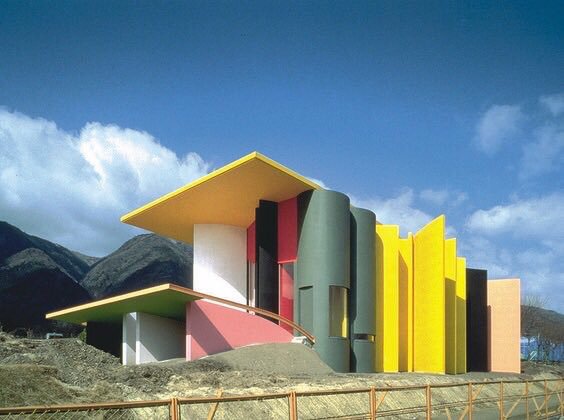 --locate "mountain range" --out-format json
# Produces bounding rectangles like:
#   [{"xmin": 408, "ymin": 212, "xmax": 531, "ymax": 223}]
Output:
[
  {"xmin": 1, "ymin": 220, "xmax": 562, "ymax": 342},
  {"xmin": 0, "ymin": 221, "xmax": 193, "ymax": 333}
]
